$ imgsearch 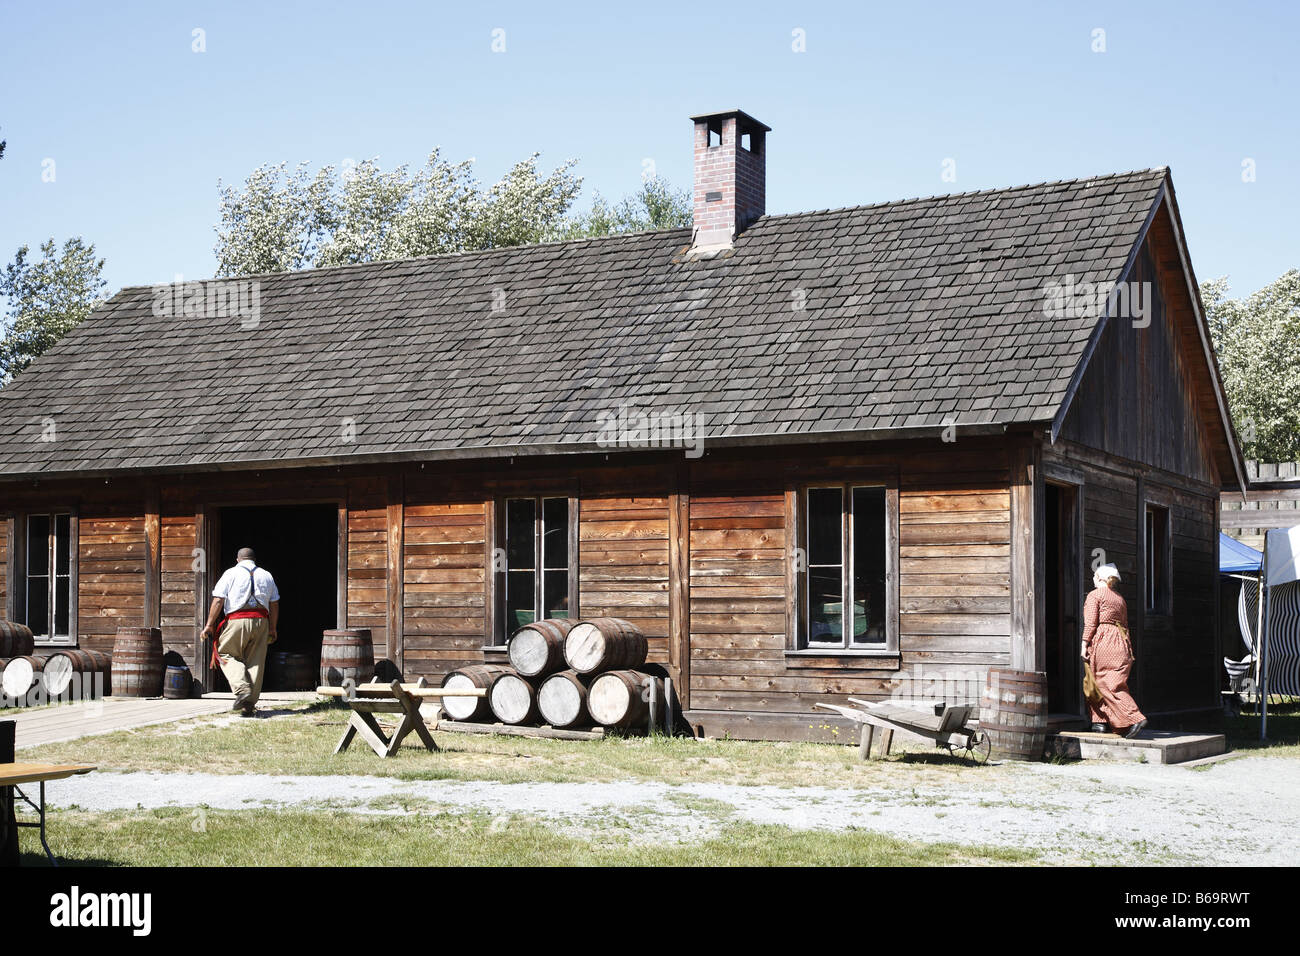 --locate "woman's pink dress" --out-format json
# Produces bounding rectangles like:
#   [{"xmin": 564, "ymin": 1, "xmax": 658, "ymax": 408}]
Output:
[{"xmin": 1082, "ymin": 586, "xmax": 1146, "ymax": 730}]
